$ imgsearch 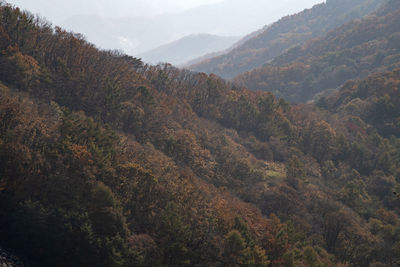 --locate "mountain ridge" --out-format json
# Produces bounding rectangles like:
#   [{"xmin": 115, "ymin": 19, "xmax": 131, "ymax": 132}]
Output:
[
  {"xmin": 58, "ymin": 0, "xmax": 322, "ymax": 56},
  {"xmin": 234, "ymin": 0, "xmax": 400, "ymax": 103},
  {"xmin": 188, "ymin": 0, "xmax": 386, "ymax": 79},
  {"xmin": 182, "ymin": 26, "xmax": 266, "ymax": 67},
  {"xmin": 138, "ymin": 34, "xmax": 240, "ymax": 65}
]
